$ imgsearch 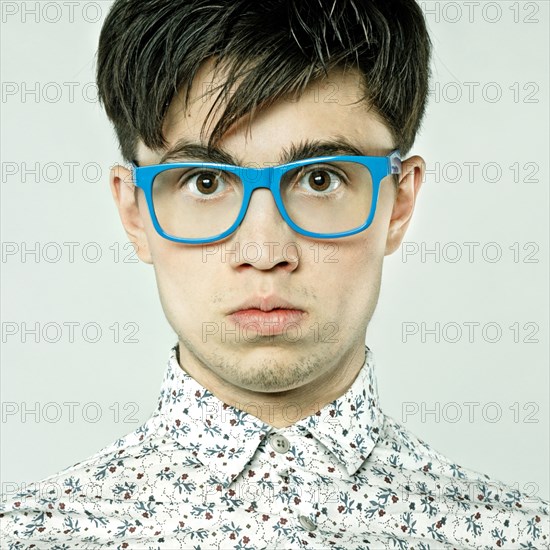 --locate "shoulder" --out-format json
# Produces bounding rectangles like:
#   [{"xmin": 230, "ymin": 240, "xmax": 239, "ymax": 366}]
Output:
[
  {"xmin": 0, "ymin": 414, "xmax": 169, "ymax": 547},
  {"xmin": 365, "ymin": 413, "xmax": 549, "ymax": 548}
]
